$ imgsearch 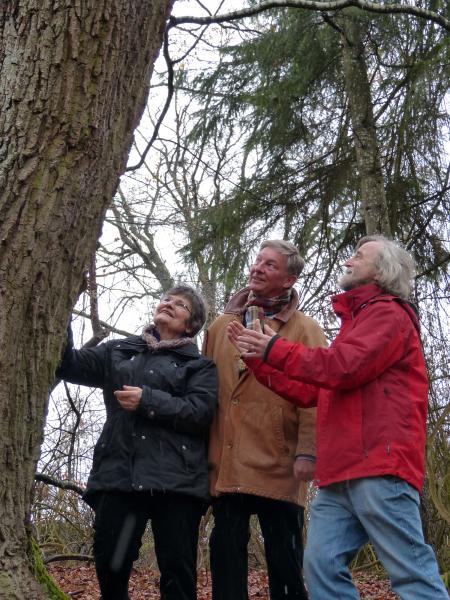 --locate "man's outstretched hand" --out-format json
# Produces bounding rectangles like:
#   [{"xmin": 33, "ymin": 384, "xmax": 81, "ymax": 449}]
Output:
[{"xmin": 227, "ymin": 319, "xmax": 277, "ymax": 359}]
